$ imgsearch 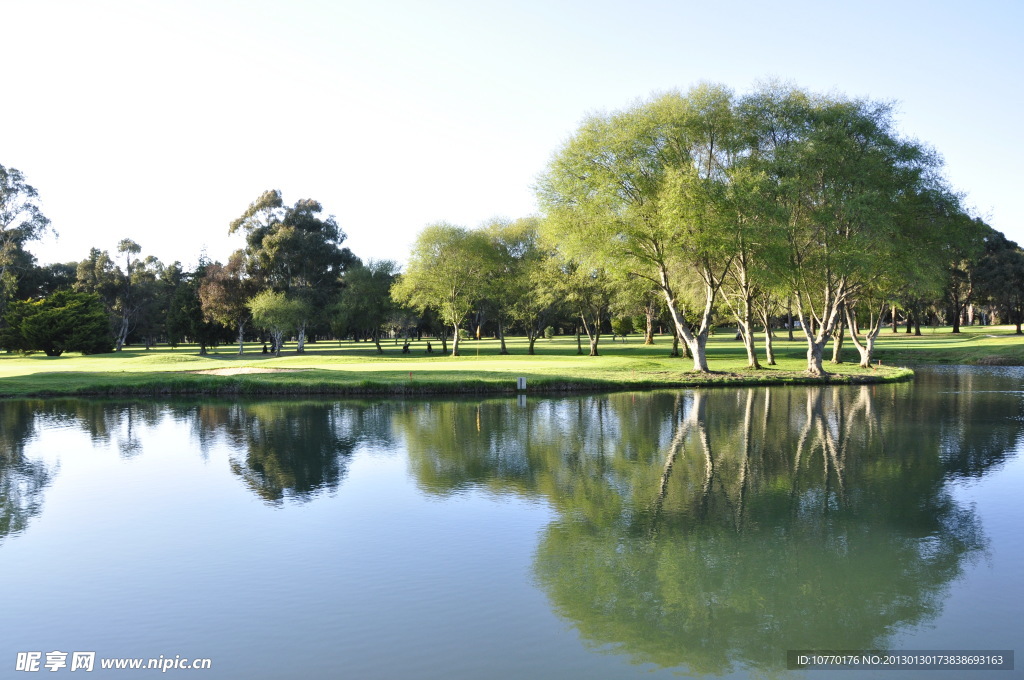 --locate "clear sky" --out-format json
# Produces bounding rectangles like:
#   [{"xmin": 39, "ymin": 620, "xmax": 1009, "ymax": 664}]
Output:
[{"xmin": 4, "ymin": 0, "xmax": 1022, "ymax": 270}]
